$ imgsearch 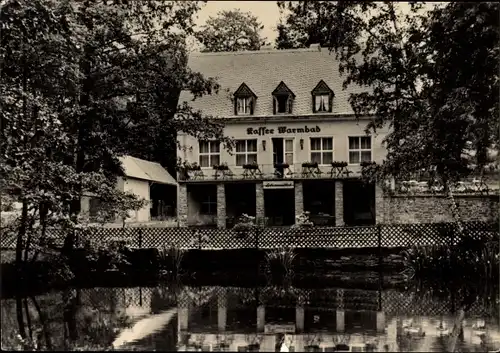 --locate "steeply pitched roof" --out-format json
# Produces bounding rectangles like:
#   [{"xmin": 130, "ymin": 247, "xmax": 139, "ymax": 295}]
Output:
[
  {"xmin": 118, "ymin": 156, "xmax": 177, "ymax": 185},
  {"xmin": 179, "ymin": 47, "xmax": 369, "ymax": 118}
]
